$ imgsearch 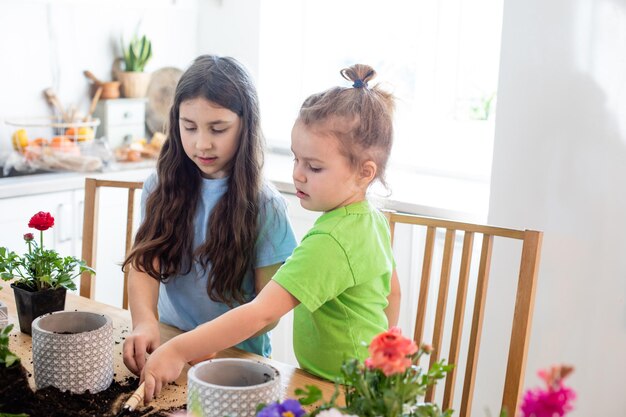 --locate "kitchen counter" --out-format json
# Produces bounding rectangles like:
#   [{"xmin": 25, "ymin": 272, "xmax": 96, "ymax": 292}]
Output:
[
  {"xmin": 0, "ymin": 153, "xmax": 489, "ymax": 222},
  {"xmin": 0, "ymin": 161, "xmax": 156, "ymax": 200}
]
